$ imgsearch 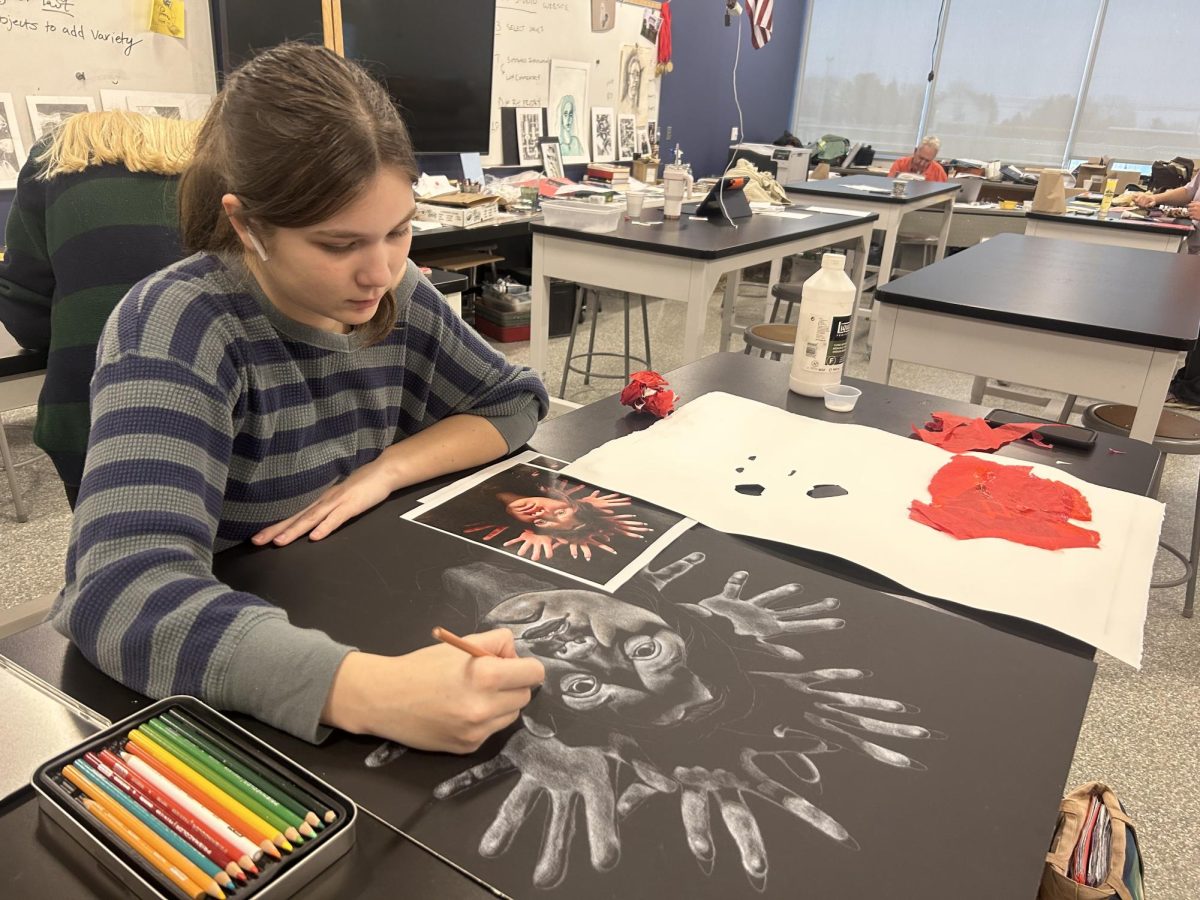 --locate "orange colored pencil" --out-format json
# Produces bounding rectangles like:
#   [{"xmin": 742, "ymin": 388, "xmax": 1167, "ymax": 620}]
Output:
[
  {"xmin": 79, "ymin": 796, "xmax": 208, "ymax": 900},
  {"xmin": 63, "ymin": 766, "xmax": 225, "ymax": 899},
  {"xmin": 129, "ymin": 728, "xmax": 294, "ymax": 852},
  {"xmin": 124, "ymin": 739, "xmax": 282, "ymax": 860},
  {"xmin": 432, "ymin": 626, "xmax": 494, "ymax": 658}
]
